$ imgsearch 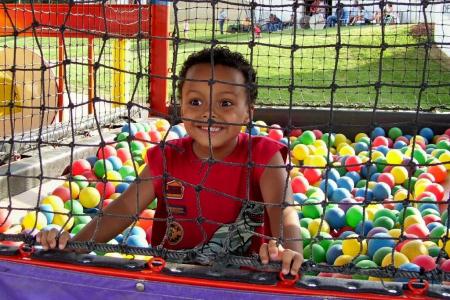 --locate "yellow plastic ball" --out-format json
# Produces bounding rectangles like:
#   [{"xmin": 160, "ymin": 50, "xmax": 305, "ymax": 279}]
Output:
[
  {"xmin": 308, "ymin": 219, "xmax": 330, "ymax": 236},
  {"xmin": 334, "ymin": 255, "xmax": 353, "ymax": 266},
  {"xmin": 254, "ymin": 120, "xmax": 268, "ymax": 133},
  {"xmin": 371, "ymin": 150, "xmax": 385, "ymax": 161},
  {"xmin": 342, "ymin": 234, "xmax": 367, "ymax": 257},
  {"xmin": 138, "ymin": 164, "xmax": 146, "ymax": 175},
  {"xmin": 313, "ymin": 140, "xmax": 327, "ymax": 149},
  {"xmin": 400, "ymin": 240, "xmax": 428, "ymax": 261},
  {"xmin": 390, "ymin": 166, "xmax": 409, "ymax": 184},
  {"xmin": 423, "ymin": 241, "xmax": 437, "ymax": 249},
  {"xmin": 155, "ymin": 119, "xmax": 170, "ymax": 132},
  {"xmin": 292, "ymin": 144, "xmax": 309, "ymax": 161},
  {"xmin": 63, "ymin": 181, "xmax": 80, "ymax": 199},
  {"xmin": 52, "ymin": 208, "xmax": 74, "ymax": 231},
  {"xmin": 41, "ymin": 195, "xmax": 65, "ymax": 212},
  {"xmin": 438, "ymin": 232, "xmax": 450, "ymax": 256},
  {"xmin": 355, "ymin": 132, "xmax": 368, "ymax": 142},
  {"xmin": 338, "ymin": 145, "xmax": 355, "ymax": 156},
  {"xmin": 304, "ymin": 155, "xmax": 327, "ymax": 168},
  {"xmin": 22, "ymin": 211, "xmax": 47, "ymax": 230},
  {"xmin": 79, "ymin": 187, "xmax": 101, "ymax": 209},
  {"xmin": 438, "ymin": 151, "xmax": 450, "ymax": 170},
  {"xmin": 106, "ymin": 170, "xmax": 122, "ymax": 186},
  {"xmin": 414, "ymin": 179, "xmax": 432, "ymax": 198},
  {"xmin": 314, "ymin": 146, "xmax": 328, "ymax": 156},
  {"xmin": 403, "ymin": 215, "xmax": 425, "ymax": 229},
  {"xmin": 393, "ymin": 189, "xmax": 409, "ymax": 202},
  {"xmin": 335, "ymin": 134, "xmax": 347, "ymax": 146},
  {"xmin": 388, "ymin": 229, "xmax": 402, "ymax": 239},
  {"xmin": 109, "ymin": 193, "xmax": 121, "ymax": 200},
  {"xmin": 381, "ymin": 252, "xmax": 409, "ymax": 268},
  {"xmin": 386, "ymin": 150, "xmax": 404, "ymax": 165}
]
